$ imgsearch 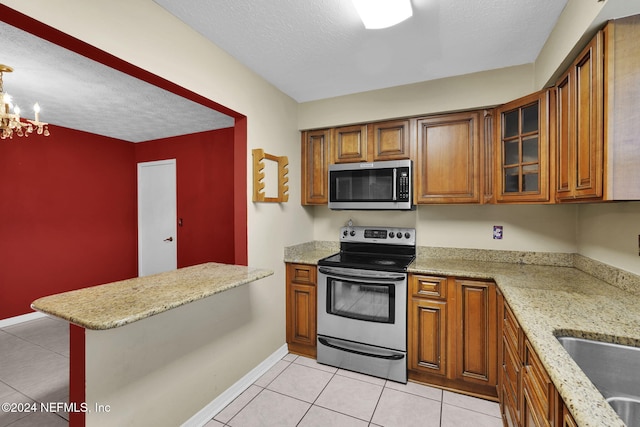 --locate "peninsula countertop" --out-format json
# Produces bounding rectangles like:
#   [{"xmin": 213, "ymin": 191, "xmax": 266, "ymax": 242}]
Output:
[
  {"xmin": 32, "ymin": 262, "xmax": 273, "ymax": 330},
  {"xmin": 284, "ymin": 242, "xmax": 640, "ymax": 427}
]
